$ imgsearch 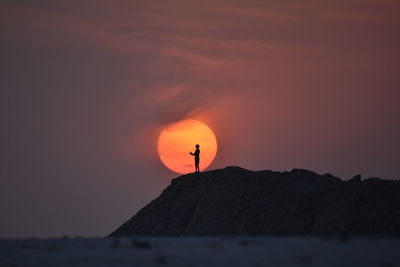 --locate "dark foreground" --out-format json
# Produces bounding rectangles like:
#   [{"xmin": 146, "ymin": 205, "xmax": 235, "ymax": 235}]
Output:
[
  {"xmin": 0, "ymin": 237, "xmax": 399, "ymax": 267},
  {"xmin": 112, "ymin": 166, "xmax": 400, "ymax": 237}
]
